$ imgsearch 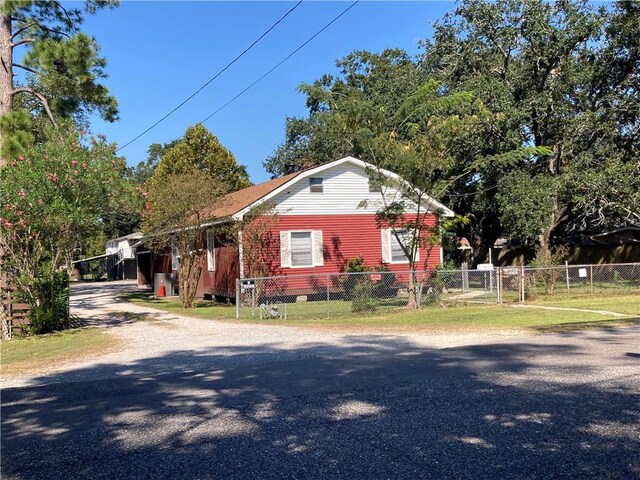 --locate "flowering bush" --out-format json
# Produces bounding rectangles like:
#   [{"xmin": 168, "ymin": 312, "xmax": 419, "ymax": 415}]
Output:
[{"xmin": 0, "ymin": 126, "xmax": 144, "ymax": 333}]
